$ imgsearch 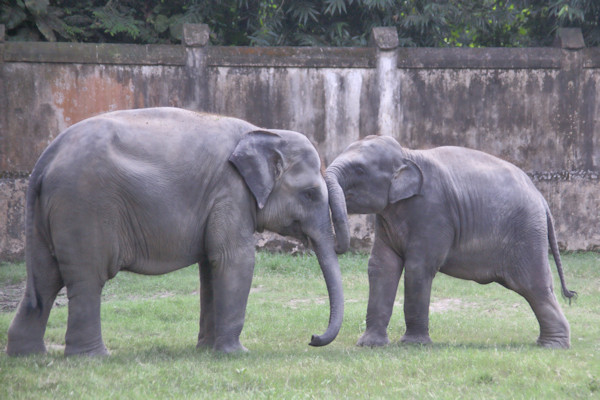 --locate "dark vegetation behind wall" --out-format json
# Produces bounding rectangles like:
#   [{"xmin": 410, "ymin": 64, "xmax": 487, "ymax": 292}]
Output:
[{"xmin": 1, "ymin": 1, "xmax": 600, "ymax": 47}]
